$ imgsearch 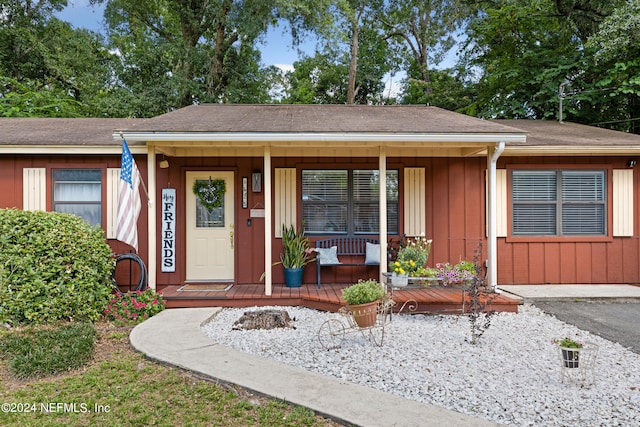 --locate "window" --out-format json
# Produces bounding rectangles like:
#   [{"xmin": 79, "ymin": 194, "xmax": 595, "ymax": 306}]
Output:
[
  {"xmin": 511, "ymin": 169, "xmax": 606, "ymax": 236},
  {"xmin": 53, "ymin": 169, "xmax": 102, "ymax": 226},
  {"xmin": 302, "ymin": 169, "xmax": 398, "ymax": 235}
]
